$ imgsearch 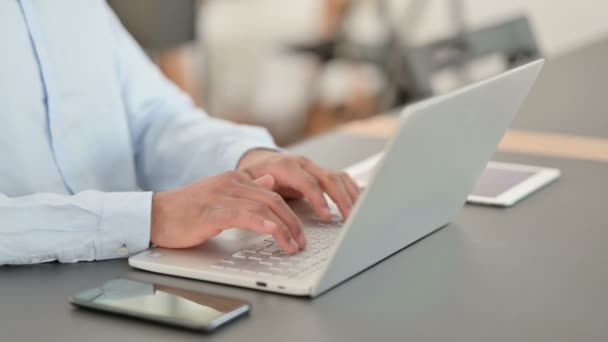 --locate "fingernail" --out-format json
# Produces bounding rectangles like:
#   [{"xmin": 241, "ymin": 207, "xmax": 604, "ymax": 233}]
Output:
[
  {"xmin": 289, "ymin": 239, "xmax": 299, "ymax": 252},
  {"xmin": 263, "ymin": 220, "xmax": 277, "ymax": 232}
]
